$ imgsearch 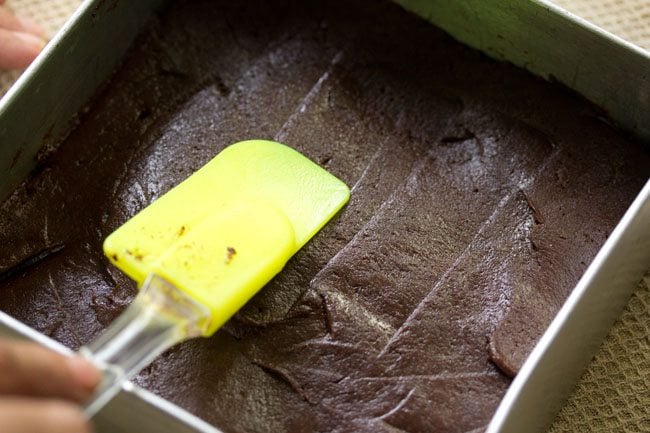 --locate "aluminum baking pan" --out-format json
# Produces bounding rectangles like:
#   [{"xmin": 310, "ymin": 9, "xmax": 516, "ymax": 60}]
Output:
[{"xmin": 0, "ymin": 1, "xmax": 648, "ymax": 432}]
